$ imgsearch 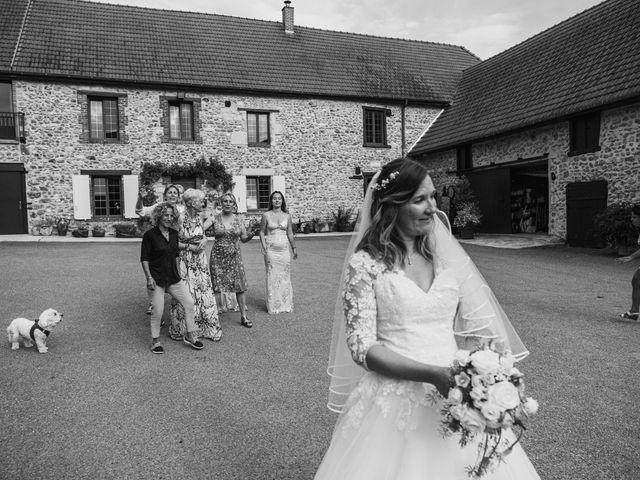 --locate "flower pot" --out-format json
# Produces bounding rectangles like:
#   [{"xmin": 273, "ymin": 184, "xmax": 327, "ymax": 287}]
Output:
[
  {"xmin": 460, "ymin": 226, "xmax": 475, "ymax": 239},
  {"xmin": 92, "ymin": 229, "xmax": 105, "ymax": 238},
  {"xmin": 56, "ymin": 225, "xmax": 68, "ymax": 236}
]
